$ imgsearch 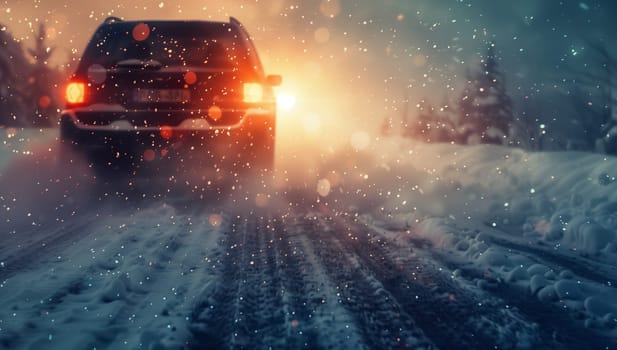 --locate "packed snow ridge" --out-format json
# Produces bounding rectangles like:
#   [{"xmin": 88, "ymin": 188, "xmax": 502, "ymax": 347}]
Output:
[{"xmin": 340, "ymin": 137, "xmax": 617, "ymax": 330}]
